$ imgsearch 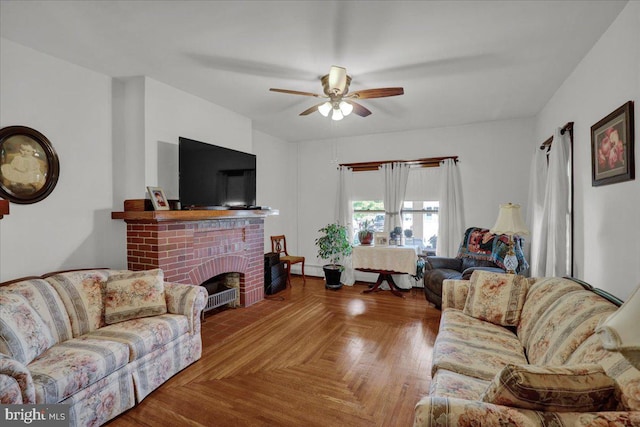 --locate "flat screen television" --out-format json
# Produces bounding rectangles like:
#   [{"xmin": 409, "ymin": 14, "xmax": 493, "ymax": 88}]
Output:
[{"xmin": 179, "ymin": 137, "xmax": 256, "ymax": 209}]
